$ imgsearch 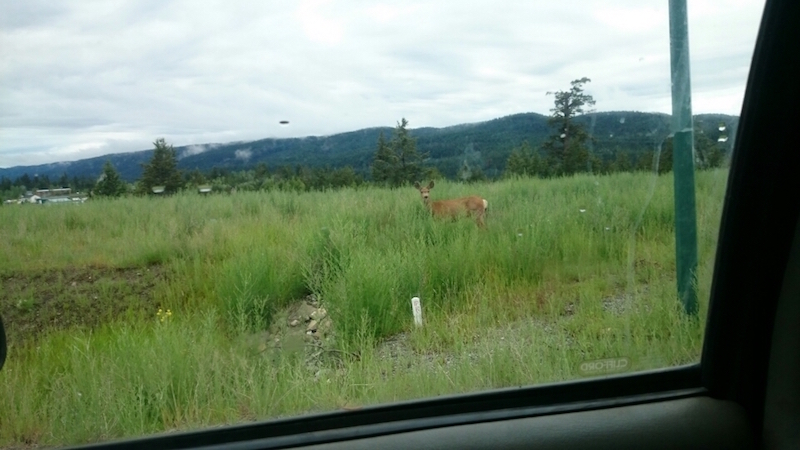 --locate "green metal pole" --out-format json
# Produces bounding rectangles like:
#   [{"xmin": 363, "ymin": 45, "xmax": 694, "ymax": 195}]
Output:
[{"xmin": 669, "ymin": 0, "xmax": 699, "ymax": 316}]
